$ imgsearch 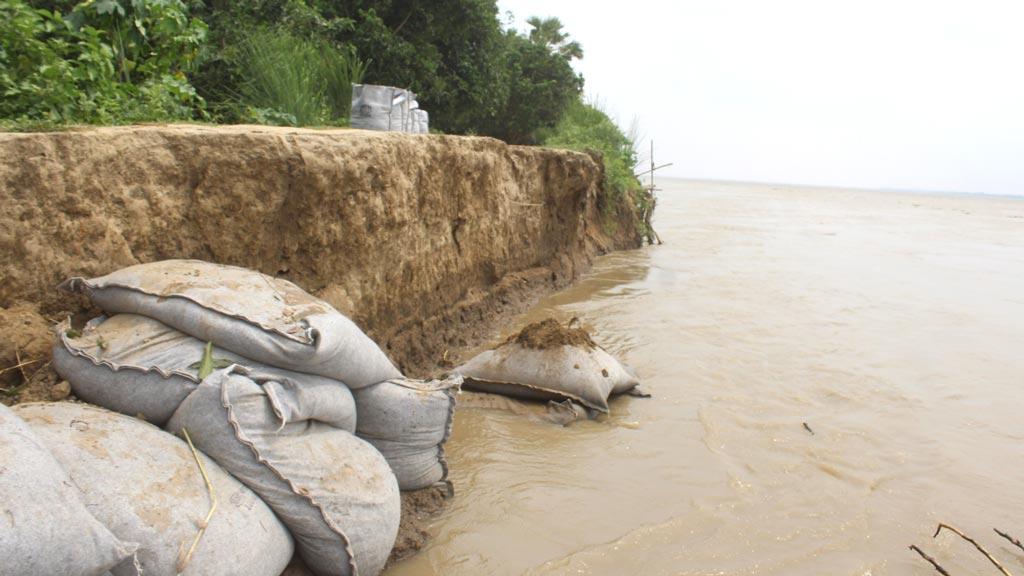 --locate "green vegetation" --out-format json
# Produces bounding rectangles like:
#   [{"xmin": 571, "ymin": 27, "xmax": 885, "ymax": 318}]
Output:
[
  {"xmin": 1, "ymin": 0, "xmax": 204, "ymax": 126},
  {"xmin": 233, "ymin": 28, "xmax": 367, "ymax": 126},
  {"xmin": 1, "ymin": 0, "xmax": 653, "ymax": 232},
  {"xmin": 541, "ymin": 100, "xmax": 656, "ymax": 241}
]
